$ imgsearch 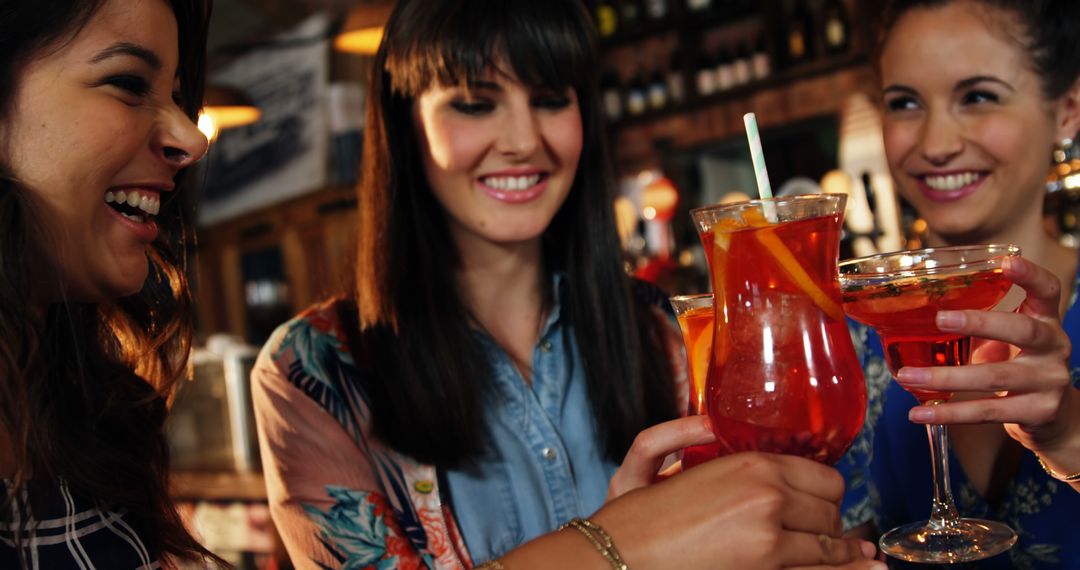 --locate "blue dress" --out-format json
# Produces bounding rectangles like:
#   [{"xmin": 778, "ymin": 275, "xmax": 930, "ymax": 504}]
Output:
[{"xmin": 839, "ymin": 270, "xmax": 1080, "ymax": 569}]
